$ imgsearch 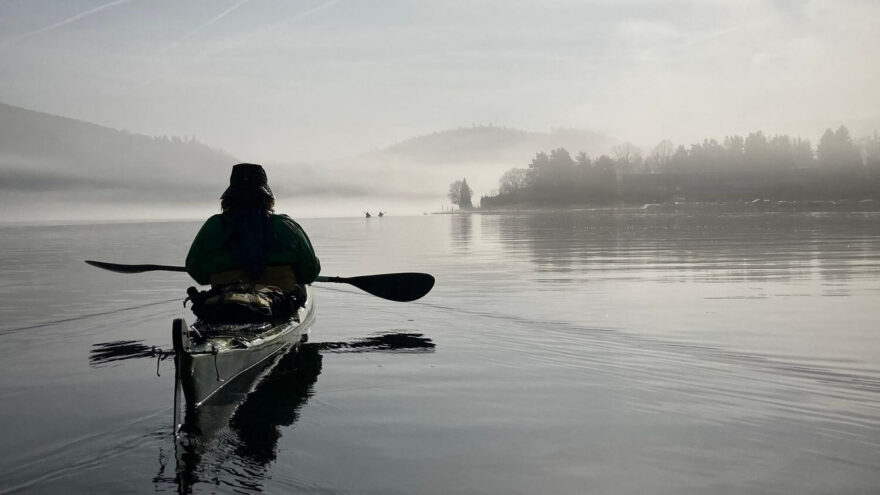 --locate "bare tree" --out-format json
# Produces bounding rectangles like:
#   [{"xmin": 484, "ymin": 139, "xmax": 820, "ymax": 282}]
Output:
[
  {"xmin": 612, "ymin": 142, "xmax": 643, "ymax": 174},
  {"xmin": 575, "ymin": 151, "xmax": 592, "ymax": 168},
  {"xmin": 448, "ymin": 179, "xmax": 462, "ymax": 205},
  {"xmin": 498, "ymin": 168, "xmax": 528, "ymax": 195},
  {"xmin": 649, "ymin": 139, "xmax": 675, "ymax": 171}
]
